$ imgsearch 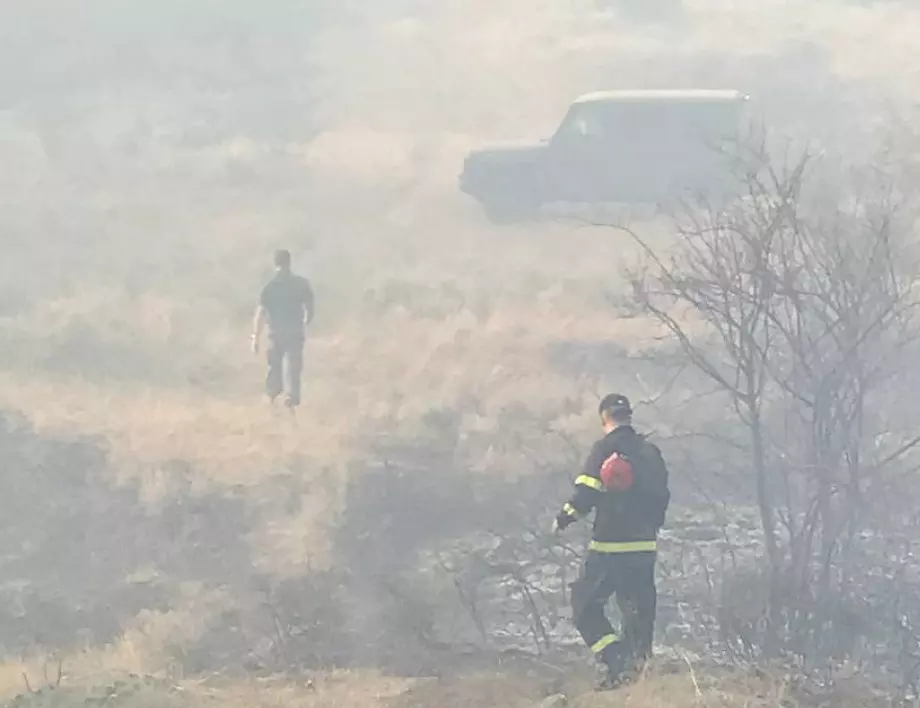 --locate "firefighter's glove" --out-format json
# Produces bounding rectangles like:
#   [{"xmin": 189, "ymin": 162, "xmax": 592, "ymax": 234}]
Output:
[{"xmin": 553, "ymin": 510, "xmax": 575, "ymax": 534}]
